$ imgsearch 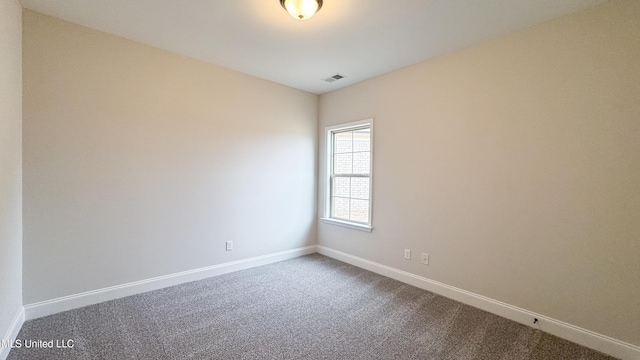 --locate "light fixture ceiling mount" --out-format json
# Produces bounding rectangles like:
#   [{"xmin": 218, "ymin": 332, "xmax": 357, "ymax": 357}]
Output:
[{"xmin": 280, "ymin": 0, "xmax": 323, "ymax": 21}]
